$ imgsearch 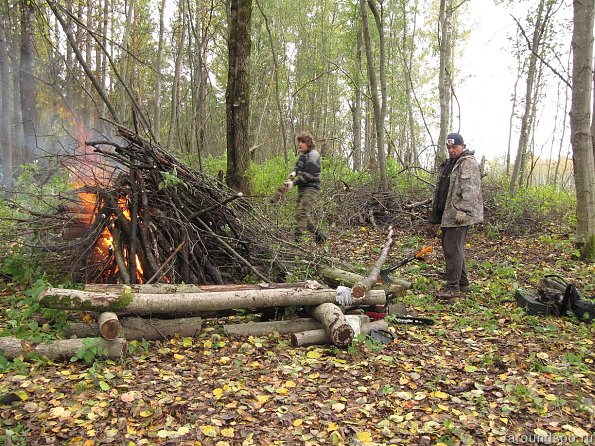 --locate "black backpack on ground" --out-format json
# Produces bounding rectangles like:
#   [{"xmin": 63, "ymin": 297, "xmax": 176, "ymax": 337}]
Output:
[{"xmin": 515, "ymin": 275, "xmax": 594, "ymax": 323}]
